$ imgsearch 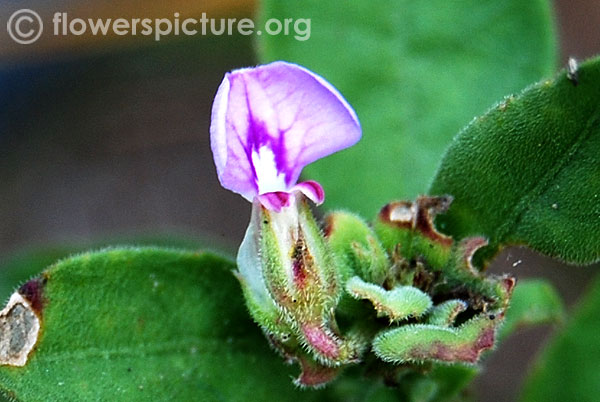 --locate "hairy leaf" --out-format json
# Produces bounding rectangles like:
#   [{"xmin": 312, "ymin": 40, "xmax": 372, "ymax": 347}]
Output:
[
  {"xmin": 0, "ymin": 248, "xmax": 327, "ymax": 401},
  {"xmin": 373, "ymin": 312, "xmax": 499, "ymax": 364},
  {"xmin": 0, "ymin": 236, "xmax": 230, "ymax": 302},
  {"xmin": 426, "ymin": 300, "xmax": 467, "ymax": 327},
  {"xmin": 346, "ymin": 276, "xmax": 432, "ymax": 322},
  {"xmin": 430, "ymin": 57, "xmax": 600, "ymax": 265},
  {"xmin": 258, "ymin": 0, "xmax": 556, "ymax": 216}
]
